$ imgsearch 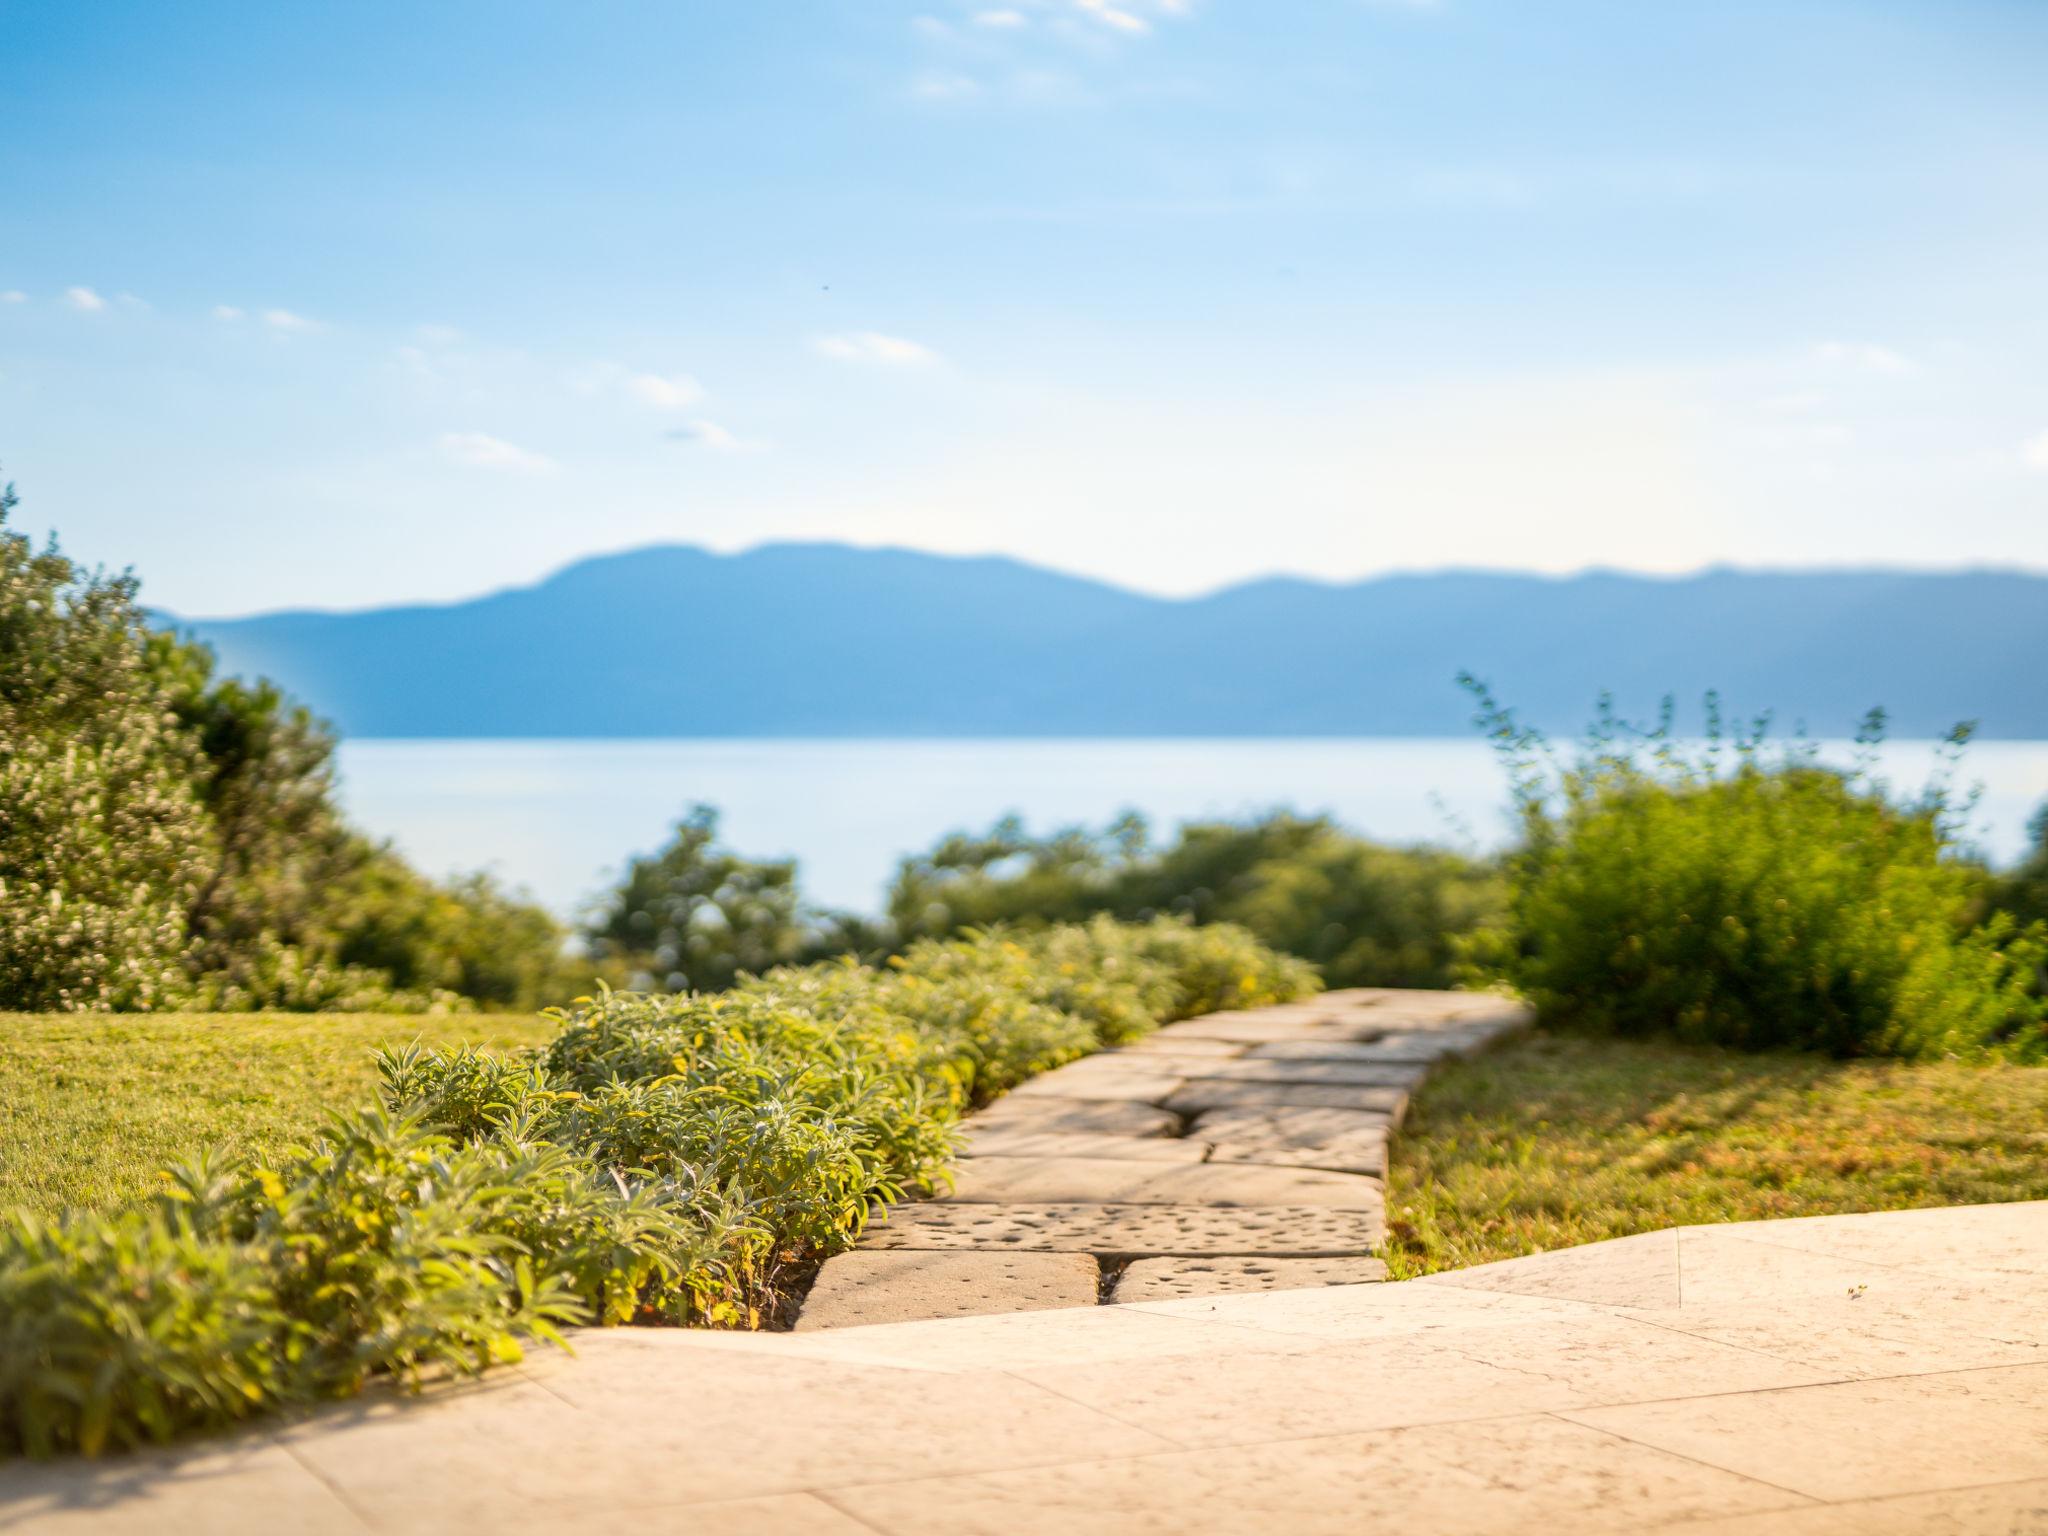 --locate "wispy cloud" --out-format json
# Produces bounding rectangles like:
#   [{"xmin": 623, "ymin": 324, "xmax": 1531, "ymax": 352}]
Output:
[
  {"xmin": 0, "ymin": 291, "xmax": 25, "ymax": 305},
  {"xmin": 626, "ymin": 371, "xmax": 707, "ymax": 409},
  {"xmin": 263, "ymin": 308, "xmax": 320, "ymax": 334},
  {"xmin": 212, "ymin": 304, "xmax": 245, "ymax": 321},
  {"xmin": 975, "ymin": 8, "xmax": 1029, "ymax": 27},
  {"xmin": 665, "ymin": 418, "xmax": 759, "ymax": 453},
  {"xmin": 1814, "ymin": 340, "xmax": 1916, "ymax": 378},
  {"xmin": 438, "ymin": 432, "xmax": 558, "ymax": 474},
  {"xmin": 815, "ymin": 330, "xmax": 941, "ymax": 366},
  {"xmin": 1074, "ymin": 0, "xmax": 1152, "ymax": 34},
  {"xmin": 64, "ymin": 286, "xmax": 107, "ymax": 312},
  {"xmin": 2023, "ymin": 429, "xmax": 2048, "ymax": 473},
  {"xmin": 911, "ymin": 69, "xmax": 981, "ymax": 99}
]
